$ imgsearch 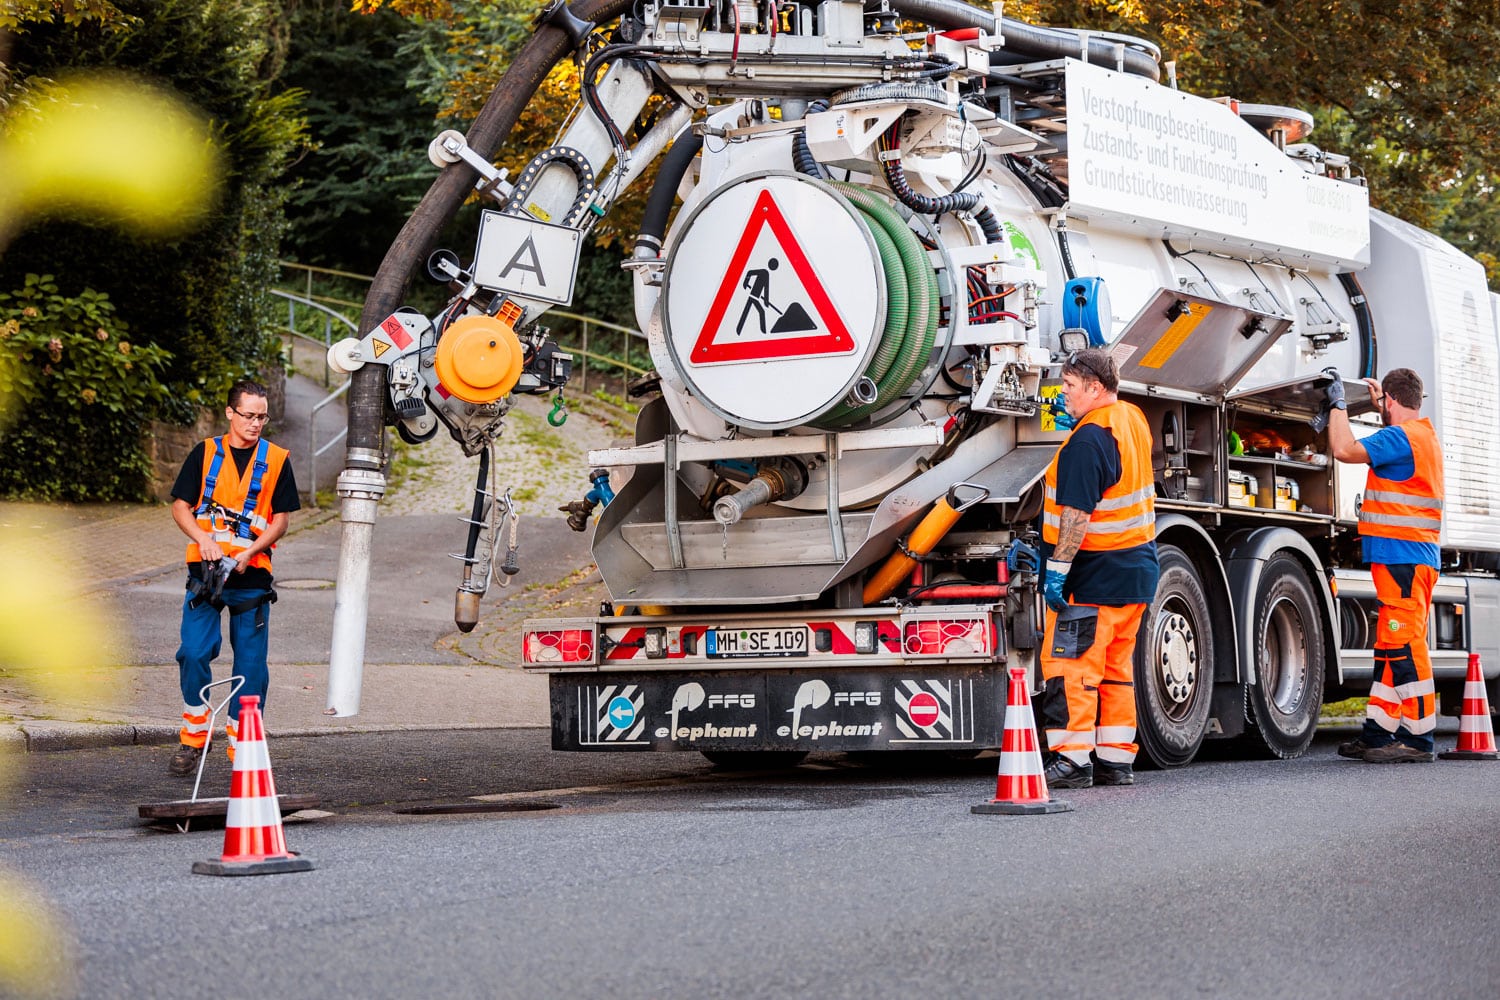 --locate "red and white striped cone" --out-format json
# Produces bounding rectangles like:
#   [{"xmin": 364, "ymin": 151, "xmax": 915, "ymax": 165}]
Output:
[
  {"xmin": 972, "ymin": 666, "xmax": 1074, "ymax": 815},
  {"xmin": 1439, "ymin": 653, "xmax": 1499, "ymax": 761},
  {"xmin": 192, "ymin": 696, "xmax": 315, "ymax": 876}
]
